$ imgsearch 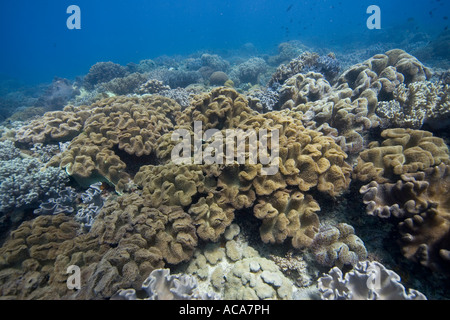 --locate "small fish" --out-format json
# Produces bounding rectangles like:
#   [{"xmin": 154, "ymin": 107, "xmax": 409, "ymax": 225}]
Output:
[
  {"xmin": 286, "ymin": 4, "xmax": 293, "ymax": 12},
  {"xmin": 444, "ymin": 16, "xmax": 448, "ymax": 20},
  {"xmin": 445, "ymin": 26, "xmax": 448, "ymax": 30},
  {"xmin": 407, "ymin": 17, "xmax": 414, "ymax": 22}
]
